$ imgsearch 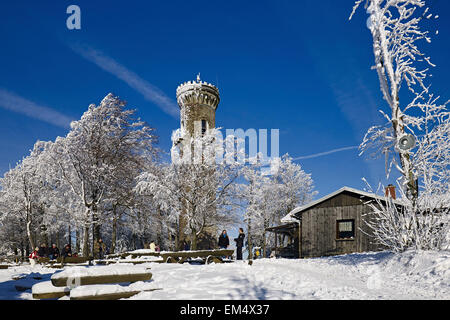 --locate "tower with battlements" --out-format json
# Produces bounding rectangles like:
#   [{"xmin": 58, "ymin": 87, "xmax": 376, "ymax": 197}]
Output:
[
  {"xmin": 171, "ymin": 75, "xmax": 220, "ymax": 250},
  {"xmin": 172, "ymin": 74, "xmax": 220, "ymax": 160}
]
